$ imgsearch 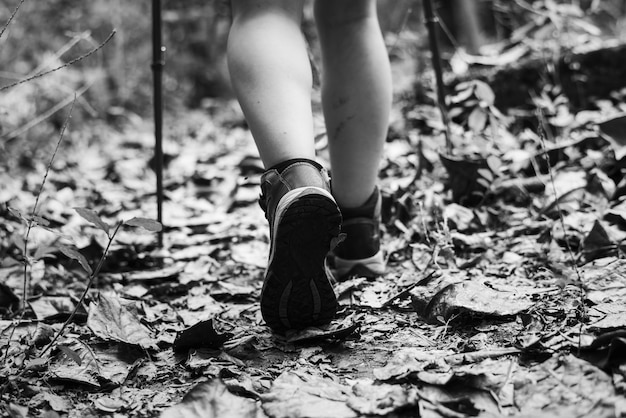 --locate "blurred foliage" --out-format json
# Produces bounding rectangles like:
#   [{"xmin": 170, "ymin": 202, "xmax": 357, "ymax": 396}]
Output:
[
  {"xmin": 1, "ymin": 0, "xmax": 626, "ymax": 145},
  {"xmin": 0, "ymin": 0, "xmax": 232, "ymax": 112}
]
